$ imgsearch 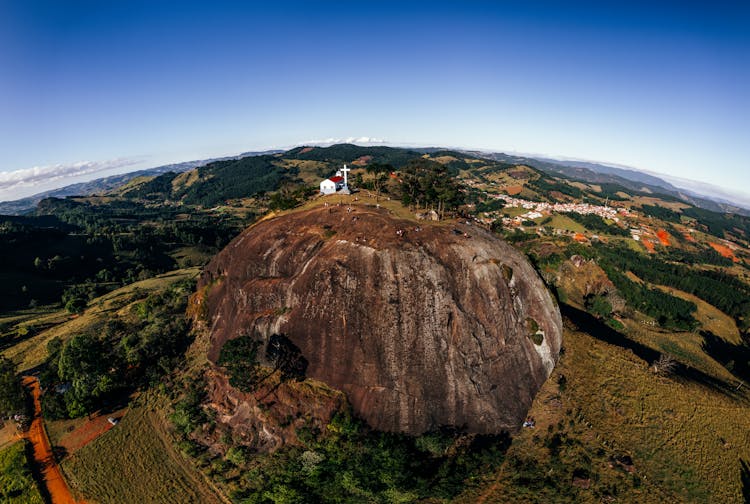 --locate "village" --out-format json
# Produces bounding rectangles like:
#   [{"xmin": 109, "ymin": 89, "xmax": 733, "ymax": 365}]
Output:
[
  {"xmin": 487, "ymin": 193, "xmax": 629, "ymax": 224},
  {"xmin": 315, "ymin": 163, "xmax": 747, "ymax": 264}
]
